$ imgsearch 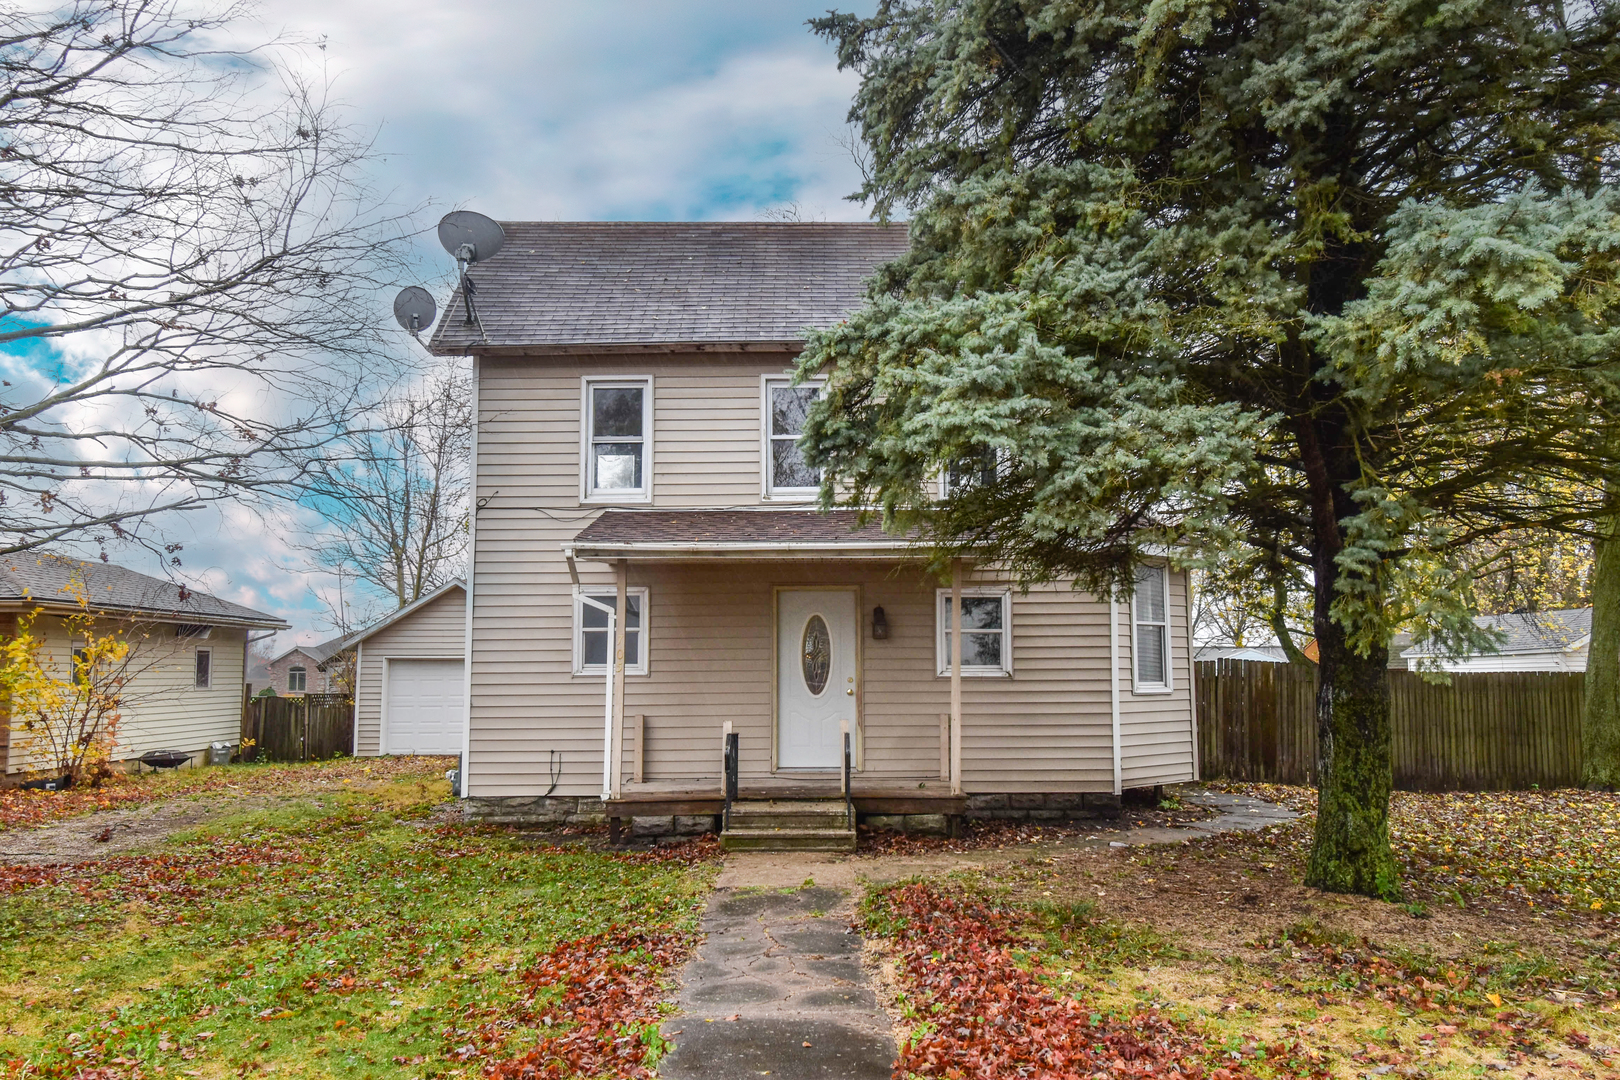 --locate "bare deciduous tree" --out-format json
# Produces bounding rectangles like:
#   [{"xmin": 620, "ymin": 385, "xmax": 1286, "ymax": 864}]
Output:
[
  {"xmin": 0, "ymin": 0, "xmax": 417, "ymax": 559},
  {"xmin": 298, "ymin": 358, "xmax": 470, "ymax": 621}
]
